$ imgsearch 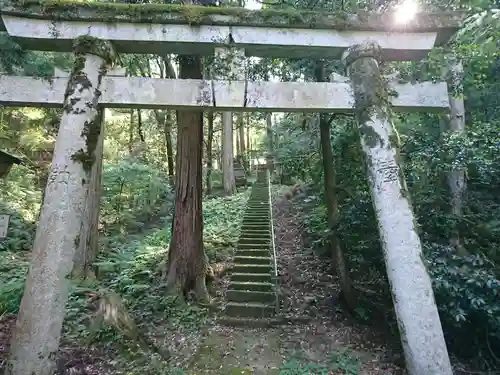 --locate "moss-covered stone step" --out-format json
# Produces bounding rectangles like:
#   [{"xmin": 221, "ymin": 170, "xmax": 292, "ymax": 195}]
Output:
[
  {"xmin": 244, "ymin": 214, "xmax": 270, "ymax": 219},
  {"xmin": 239, "ymin": 228, "xmax": 270, "ymax": 233},
  {"xmin": 239, "ymin": 236, "xmax": 270, "ymax": 245},
  {"xmin": 238, "ymin": 243, "xmax": 270, "ymax": 251},
  {"xmin": 239, "ymin": 231, "xmax": 271, "ymax": 243},
  {"xmin": 236, "ymin": 249, "xmax": 270, "ymax": 257},
  {"xmin": 218, "ymin": 317, "xmax": 281, "ymax": 328},
  {"xmin": 228, "ymin": 281, "xmax": 274, "ymax": 292},
  {"xmin": 226, "ymin": 290, "xmax": 275, "ymax": 304},
  {"xmin": 225, "ymin": 302, "xmax": 275, "ymax": 318},
  {"xmin": 241, "ymin": 223, "xmax": 270, "ymax": 229},
  {"xmin": 239, "ymin": 229, "xmax": 271, "ymax": 236},
  {"xmin": 242, "ymin": 218, "xmax": 269, "ymax": 224},
  {"xmin": 234, "ymin": 255, "xmax": 272, "ymax": 265},
  {"xmin": 231, "ymin": 273, "xmax": 272, "ymax": 283},
  {"xmin": 232, "ymin": 264, "xmax": 272, "ymax": 274},
  {"xmin": 242, "ymin": 220, "xmax": 269, "ymax": 225},
  {"xmin": 240, "ymin": 228, "xmax": 269, "ymax": 233}
]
